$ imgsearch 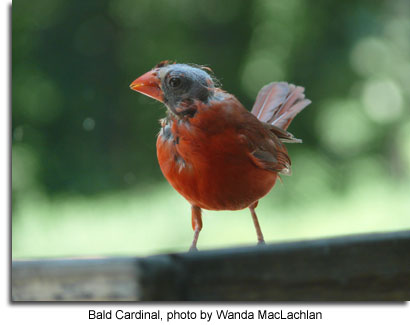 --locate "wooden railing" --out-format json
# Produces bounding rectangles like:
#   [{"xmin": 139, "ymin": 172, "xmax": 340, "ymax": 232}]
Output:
[{"xmin": 12, "ymin": 230, "xmax": 410, "ymax": 301}]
